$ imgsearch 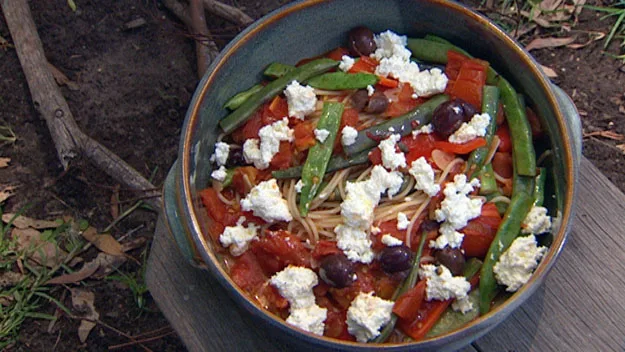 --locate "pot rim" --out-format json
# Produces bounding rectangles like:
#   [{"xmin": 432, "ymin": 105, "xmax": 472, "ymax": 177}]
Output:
[{"xmin": 176, "ymin": 0, "xmax": 577, "ymax": 348}]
